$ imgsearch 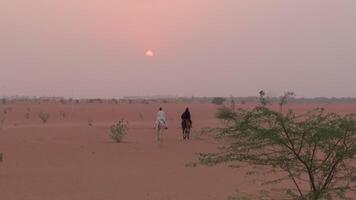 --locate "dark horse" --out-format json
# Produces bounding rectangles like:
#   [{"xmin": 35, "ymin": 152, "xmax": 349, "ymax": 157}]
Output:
[{"xmin": 181, "ymin": 119, "xmax": 191, "ymax": 140}]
